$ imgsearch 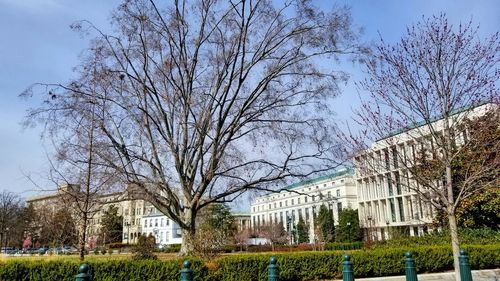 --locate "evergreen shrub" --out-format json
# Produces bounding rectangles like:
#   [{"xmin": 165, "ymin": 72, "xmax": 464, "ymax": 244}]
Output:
[{"xmin": 0, "ymin": 244, "xmax": 498, "ymax": 280}]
